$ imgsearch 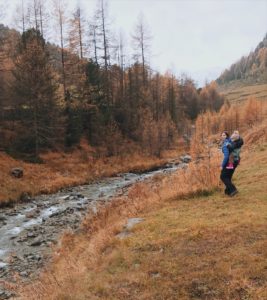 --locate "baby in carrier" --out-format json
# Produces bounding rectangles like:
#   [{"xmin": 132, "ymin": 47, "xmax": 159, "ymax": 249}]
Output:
[{"xmin": 226, "ymin": 130, "xmax": 244, "ymax": 169}]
